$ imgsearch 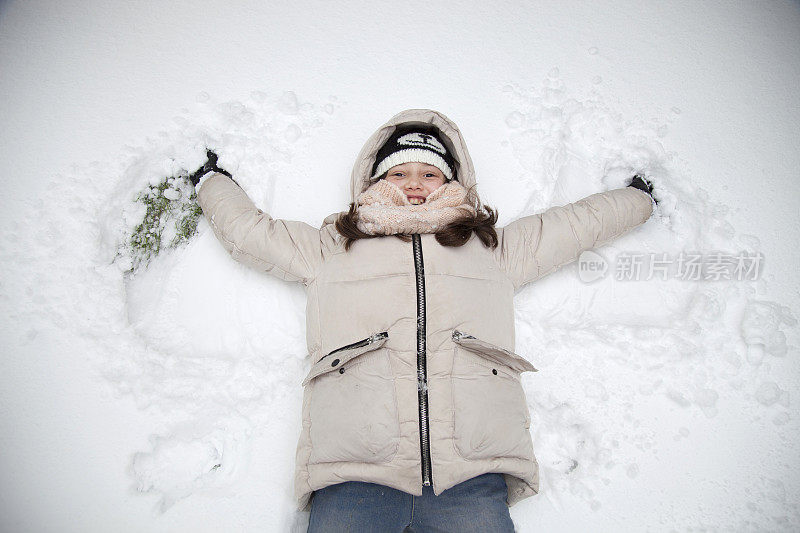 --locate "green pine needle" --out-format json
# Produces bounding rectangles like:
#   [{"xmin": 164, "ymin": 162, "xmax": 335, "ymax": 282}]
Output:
[{"xmin": 122, "ymin": 175, "xmax": 202, "ymax": 272}]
